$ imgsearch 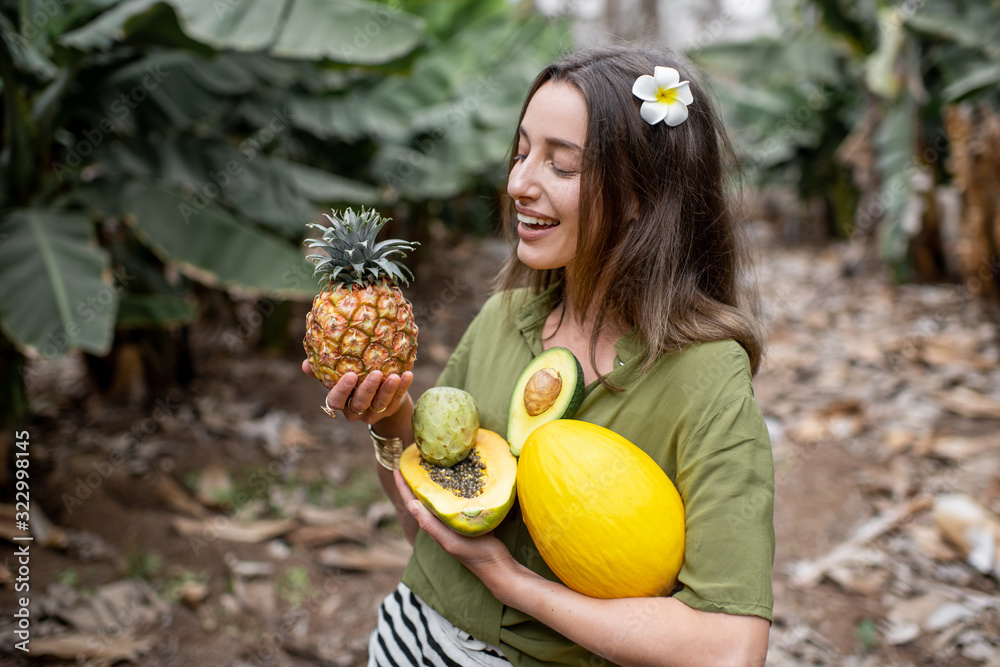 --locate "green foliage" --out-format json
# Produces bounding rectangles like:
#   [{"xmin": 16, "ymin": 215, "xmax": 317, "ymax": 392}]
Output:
[
  {"xmin": 0, "ymin": 0, "xmax": 561, "ymax": 418},
  {"xmin": 691, "ymin": 0, "xmax": 1000, "ymax": 275}
]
